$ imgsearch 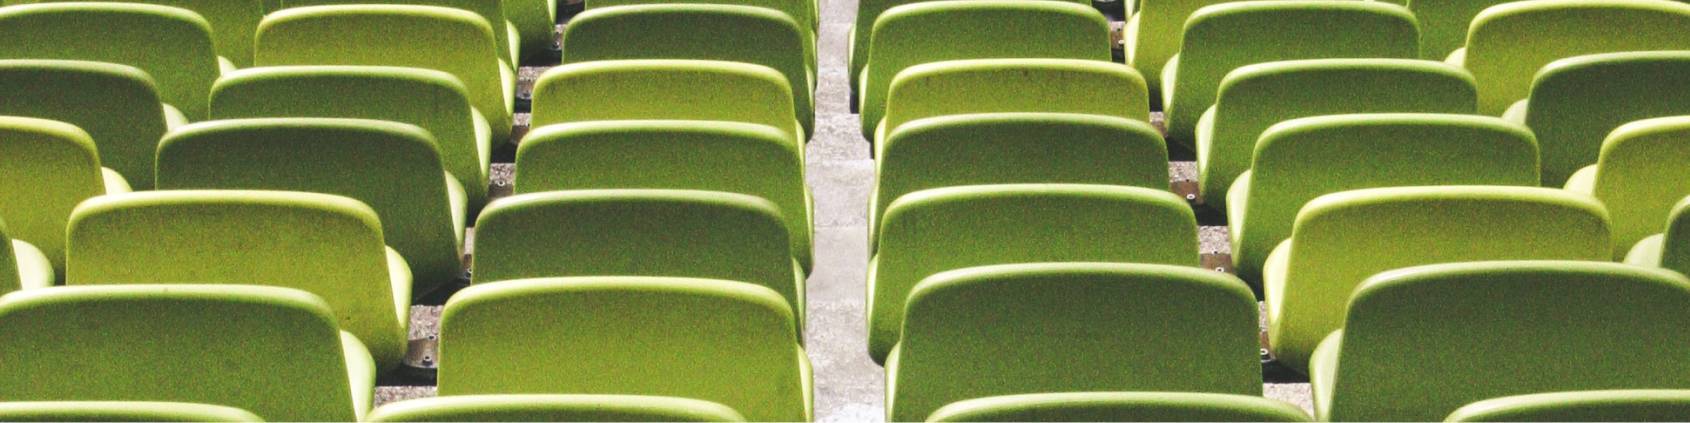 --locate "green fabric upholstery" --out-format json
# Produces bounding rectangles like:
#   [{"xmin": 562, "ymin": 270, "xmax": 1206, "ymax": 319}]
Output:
[
  {"xmin": 155, "ymin": 118, "xmax": 465, "ymax": 298},
  {"xmin": 0, "ymin": 3, "xmax": 220, "ymax": 120},
  {"xmin": 0, "ymin": 117, "xmax": 124, "ymax": 276},
  {"xmin": 0, "ymin": 401, "xmax": 263, "ymax": 422},
  {"xmin": 928, "ymin": 392, "xmax": 1312, "ymax": 422},
  {"xmin": 515, "ymin": 121, "xmax": 812, "ymax": 273},
  {"xmin": 0, "ymin": 284, "xmax": 376, "ymax": 421},
  {"xmin": 563, "ymin": 4, "xmax": 814, "ymax": 137},
  {"xmin": 877, "ymin": 58, "xmax": 1147, "ymax": 146},
  {"xmin": 437, "ymin": 277, "xmax": 812, "ymax": 421},
  {"xmin": 1511, "ymin": 51, "xmax": 1690, "ymax": 186},
  {"xmin": 869, "ymin": 184, "xmax": 1198, "ymax": 363},
  {"xmin": 1403, "ymin": 0, "xmax": 1512, "ymax": 60},
  {"xmin": 64, "ymin": 190, "xmax": 411, "ymax": 372},
  {"xmin": 532, "ymin": 60, "xmax": 803, "ymax": 144},
  {"xmin": 1625, "ymin": 195, "xmax": 1690, "ymax": 275},
  {"xmin": 1122, "ymin": 0, "xmax": 1234, "ymax": 100},
  {"xmin": 369, "ymin": 395, "xmax": 747, "ymax": 422},
  {"xmin": 211, "ymin": 66, "xmax": 492, "ymax": 211},
  {"xmin": 1161, "ymin": 1, "xmax": 1418, "ymax": 147},
  {"xmin": 859, "ymin": 0, "xmax": 1110, "ymax": 140},
  {"xmin": 0, "ymin": 60, "xmax": 170, "ymax": 189},
  {"xmin": 1311, "ymin": 261, "xmax": 1690, "ymax": 421},
  {"xmin": 3, "ymin": 0, "xmax": 266, "ymax": 67},
  {"xmin": 472, "ymin": 190, "xmax": 805, "ymax": 332},
  {"xmin": 255, "ymin": 4, "xmax": 516, "ymax": 142},
  {"xmin": 886, "ymin": 263, "xmax": 1261, "ymax": 421},
  {"xmin": 1197, "ymin": 59, "xmax": 1478, "ymax": 207},
  {"xmin": 1453, "ymin": 0, "xmax": 1690, "ymax": 115},
  {"xmin": 1566, "ymin": 116, "xmax": 1690, "ymax": 259},
  {"xmin": 590, "ymin": 0, "xmax": 815, "ymax": 43},
  {"xmin": 849, "ymin": 0, "xmax": 1088, "ymax": 94},
  {"xmin": 280, "ymin": 0, "xmax": 521, "ymax": 65},
  {"xmin": 1227, "ymin": 114, "xmax": 1539, "ymax": 284},
  {"xmin": 1447, "ymin": 390, "xmax": 1690, "ymax": 422},
  {"xmin": 1265, "ymin": 186, "xmax": 1612, "ymax": 373}
]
